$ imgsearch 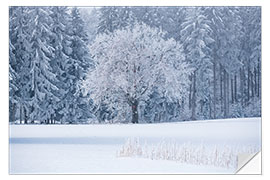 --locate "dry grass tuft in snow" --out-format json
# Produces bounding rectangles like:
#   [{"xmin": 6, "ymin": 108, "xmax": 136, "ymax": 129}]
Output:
[{"xmin": 117, "ymin": 138, "xmax": 259, "ymax": 169}]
